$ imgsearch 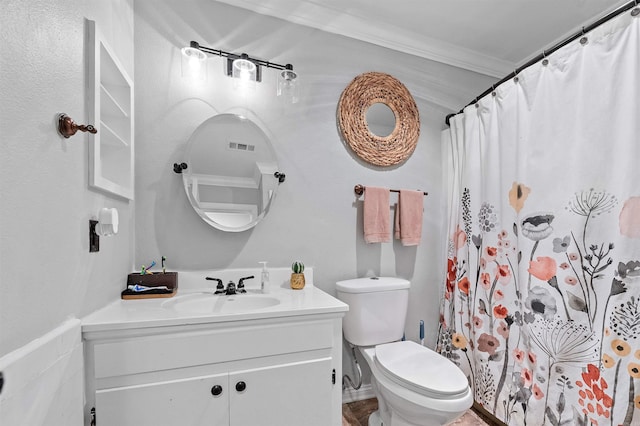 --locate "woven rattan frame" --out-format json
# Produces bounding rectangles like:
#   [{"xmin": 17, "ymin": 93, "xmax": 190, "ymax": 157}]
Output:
[{"xmin": 338, "ymin": 72, "xmax": 420, "ymax": 167}]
